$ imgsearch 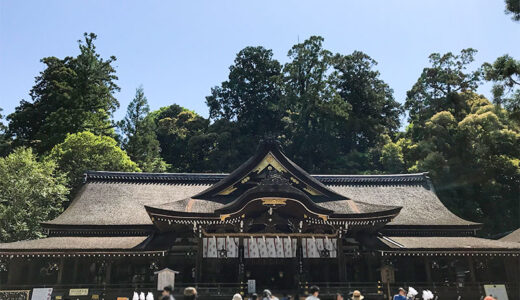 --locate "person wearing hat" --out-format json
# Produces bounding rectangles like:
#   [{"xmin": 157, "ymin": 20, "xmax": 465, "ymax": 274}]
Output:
[
  {"xmin": 393, "ymin": 288, "xmax": 406, "ymax": 300},
  {"xmin": 351, "ymin": 290, "xmax": 363, "ymax": 300},
  {"xmin": 305, "ymin": 286, "xmax": 320, "ymax": 300},
  {"xmin": 161, "ymin": 285, "xmax": 175, "ymax": 300}
]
